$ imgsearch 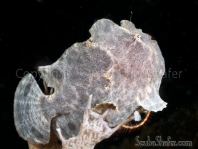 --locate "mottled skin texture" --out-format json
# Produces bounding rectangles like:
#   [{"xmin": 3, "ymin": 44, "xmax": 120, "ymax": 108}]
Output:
[
  {"xmin": 14, "ymin": 19, "xmax": 167, "ymax": 145},
  {"xmin": 56, "ymin": 95, "xmax": 134, "ymax": 149}
]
